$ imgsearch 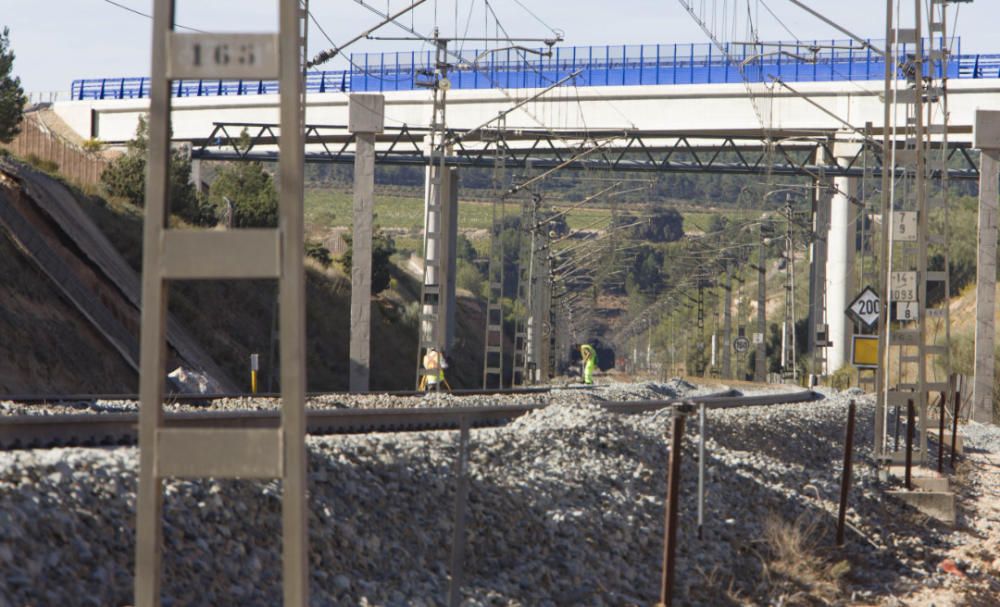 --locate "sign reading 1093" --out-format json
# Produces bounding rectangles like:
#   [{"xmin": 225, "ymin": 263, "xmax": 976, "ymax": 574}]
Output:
[{"xmin": 890, "ymin": 271, "xmax": 918, "ymax": 302}]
